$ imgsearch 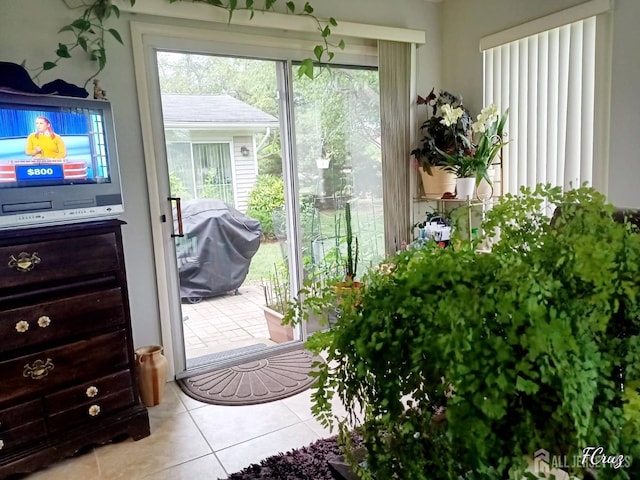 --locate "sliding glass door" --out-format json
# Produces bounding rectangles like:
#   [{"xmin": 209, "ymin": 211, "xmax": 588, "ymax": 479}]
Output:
[{"xmin": 146, "ymin": 46, "xmax": 382, "ymax": 375}]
